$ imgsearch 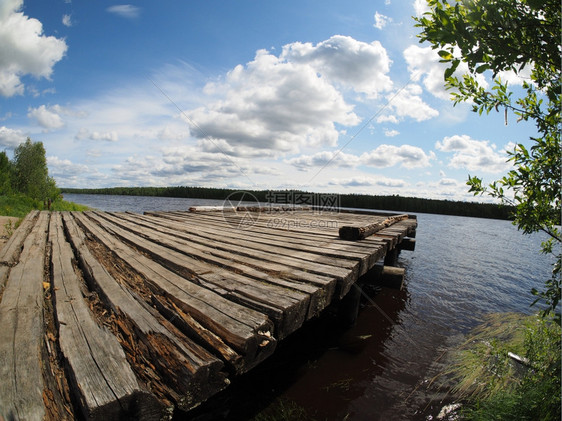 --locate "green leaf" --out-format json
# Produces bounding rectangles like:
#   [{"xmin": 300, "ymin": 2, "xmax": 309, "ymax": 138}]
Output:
[
  {"xmin": 438, "ymin": 50, "xmax": 453, "ymax": 60},
  {"xmin": 475, "ymin": 64, "xmax": 490, "ymax": 73}
]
